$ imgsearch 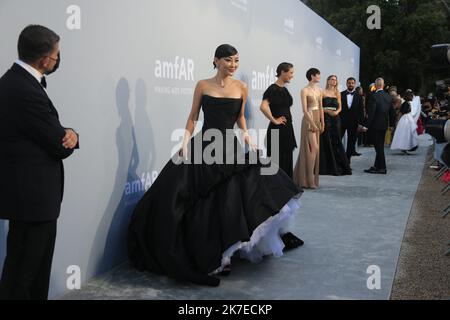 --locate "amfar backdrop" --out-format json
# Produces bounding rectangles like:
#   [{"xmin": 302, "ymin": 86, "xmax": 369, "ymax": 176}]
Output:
[{"xmin": 0, "ymin": 0, "xmax": 360, "ymax": 298}]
